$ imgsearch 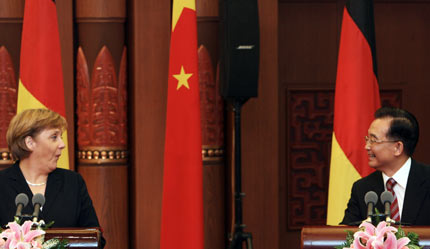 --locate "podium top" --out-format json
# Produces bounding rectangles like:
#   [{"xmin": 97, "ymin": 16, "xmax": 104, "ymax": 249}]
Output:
[
  {"xmin": 301, "ymin": 226, "xmax": 430, "ymax": 249},
  {"xmin": 45, "ymin": 227, "xmax": 101, "ymax": 249}
]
